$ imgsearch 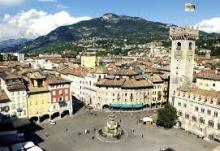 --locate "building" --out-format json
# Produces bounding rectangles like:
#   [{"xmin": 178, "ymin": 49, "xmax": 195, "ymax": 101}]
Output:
[
  {"xmin": 27, "ymin": 72, "xmax": 51, "ymax": 122},
  {"xmin": 0, "ymin": 91, "xmax": 11, "ymax": 121},
  {"xmin": 196, "ymin": 69, "xmax": 220, "ymax": 91},
  {"xmin": 173, "ymin": 87, "xmax": 220, "ymax": 140},
  {"xmin": 61, "ymin": 65, "xmax": 168, "ymax": 111},
  {"xmin": 0, "ymin": 73, "xmax": 28, "ymax": 118},
  {"xmin": 81, "ymin": 52, "xmax": 96, "ymax": 69},
  {"xmin": 169, "ymin": 27, "xmax": 220, "ymax": 141},
  {"xmin": 47, "ymin": 75, "xmax": 72, "ymax": 118},
  {"xmin": 169, "ymin": 27, "xmax": 199, "ymax": 104},
  {"xmin": 59, "ymin": 67, "xmax": 88, "ymax": 102},
  {"xmin": 95, "ymin": 72, "xmax": 154, "ymax": 110}
]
